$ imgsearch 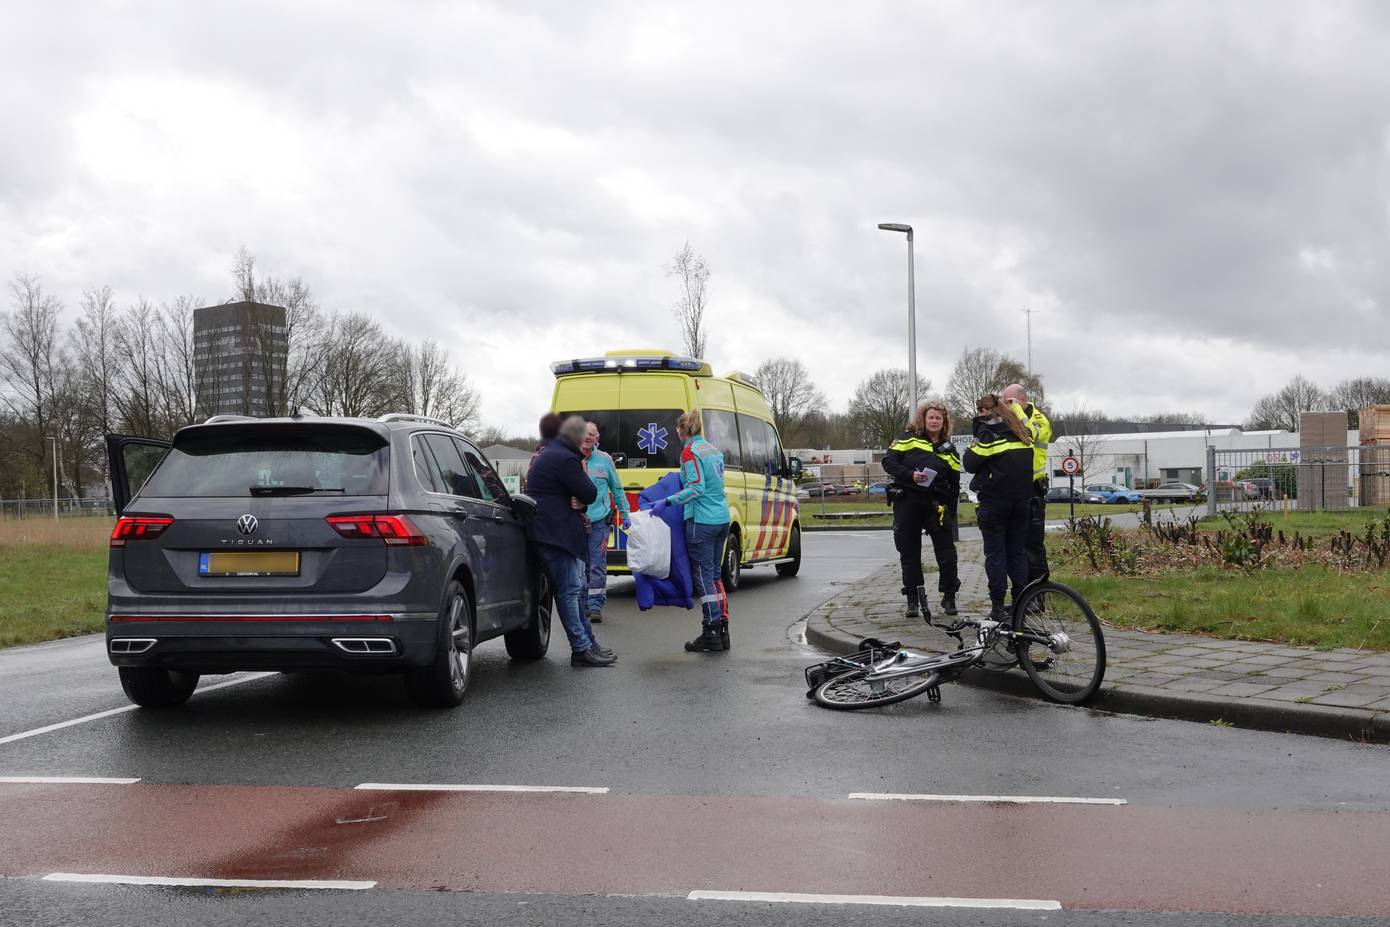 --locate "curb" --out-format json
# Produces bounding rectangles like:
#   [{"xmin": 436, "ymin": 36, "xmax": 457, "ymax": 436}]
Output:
[{"xmin": 805, "ymin": 613, "xmax": 1389, "ymax": 744}]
